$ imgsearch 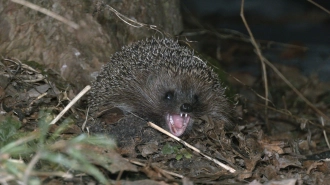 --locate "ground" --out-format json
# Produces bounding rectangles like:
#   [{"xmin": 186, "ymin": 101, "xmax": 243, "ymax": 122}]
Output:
[{"xmin": 0, "ymin": 1, "xmax": 330, "ymax": 185}]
